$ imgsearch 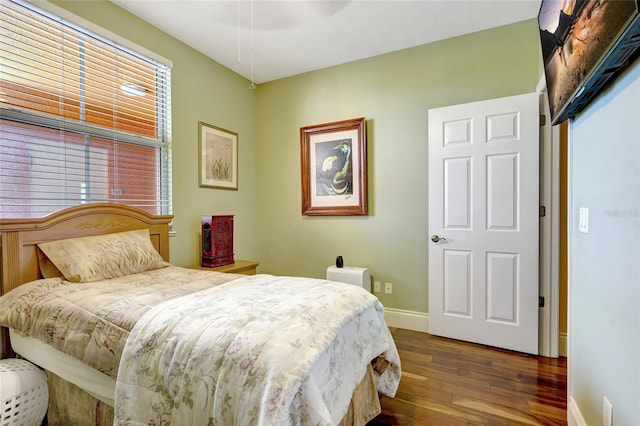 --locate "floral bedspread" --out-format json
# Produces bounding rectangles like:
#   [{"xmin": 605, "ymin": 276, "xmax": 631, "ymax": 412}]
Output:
[
  {"xmin": 0, "ymin": 267, "xmax": 245, "ymax": 378},
  {"xmin": 114, "ymin": 274, "xmax": 400, "ymax": 426},
  {"xmin": 0, "ymin": 267, "xmax": 400, "ymax": 425}
]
